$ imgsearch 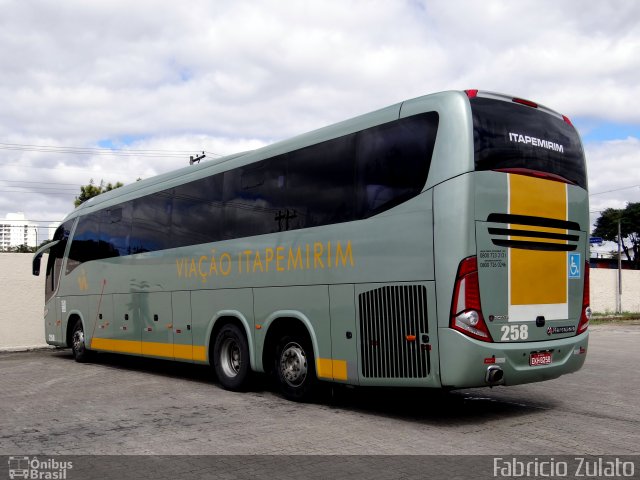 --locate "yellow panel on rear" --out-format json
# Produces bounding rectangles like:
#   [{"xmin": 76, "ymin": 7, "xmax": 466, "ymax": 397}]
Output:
[{"xmin": 509, "ymin": 174, "xmax": 567, "ymax": 306}]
